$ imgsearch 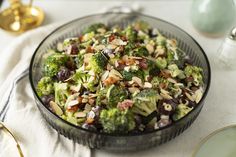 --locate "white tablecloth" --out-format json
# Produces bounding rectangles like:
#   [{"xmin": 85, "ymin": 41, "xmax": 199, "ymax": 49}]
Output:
[{"xmin": 1, "ymin": 1, "xmax": 236, "ymax": 157}]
